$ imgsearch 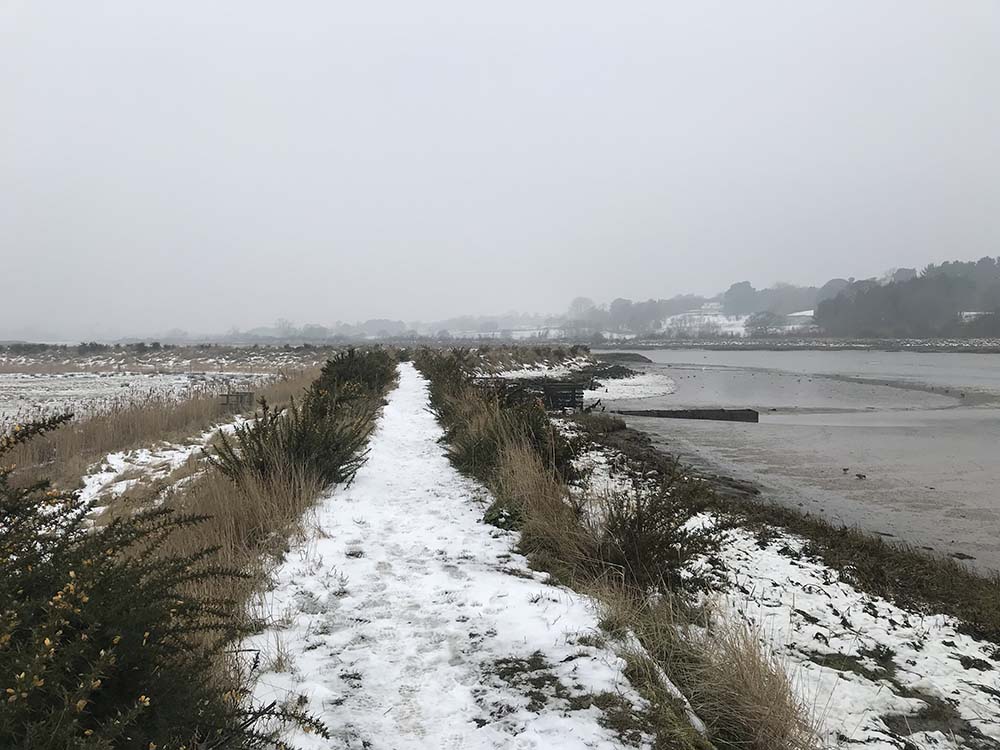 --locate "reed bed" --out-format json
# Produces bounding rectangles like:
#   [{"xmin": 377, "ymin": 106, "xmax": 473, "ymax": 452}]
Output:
[{"xmin": 5, "ymin": 369, "xmax": 319, "ymax": 489}]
